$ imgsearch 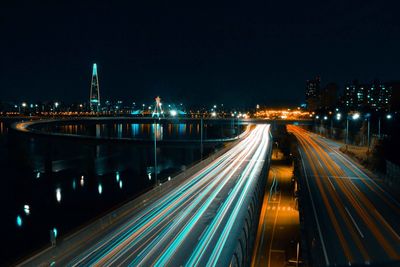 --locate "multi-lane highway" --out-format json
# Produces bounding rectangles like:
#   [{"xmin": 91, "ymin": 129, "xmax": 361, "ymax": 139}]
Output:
[
  {"xmin": 288, "ymin": 125, "xmax": 400, "ymax": 266},
  {"xmin": 21, "ymin": 124, "xmax": 270, "ymax": 266}
]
